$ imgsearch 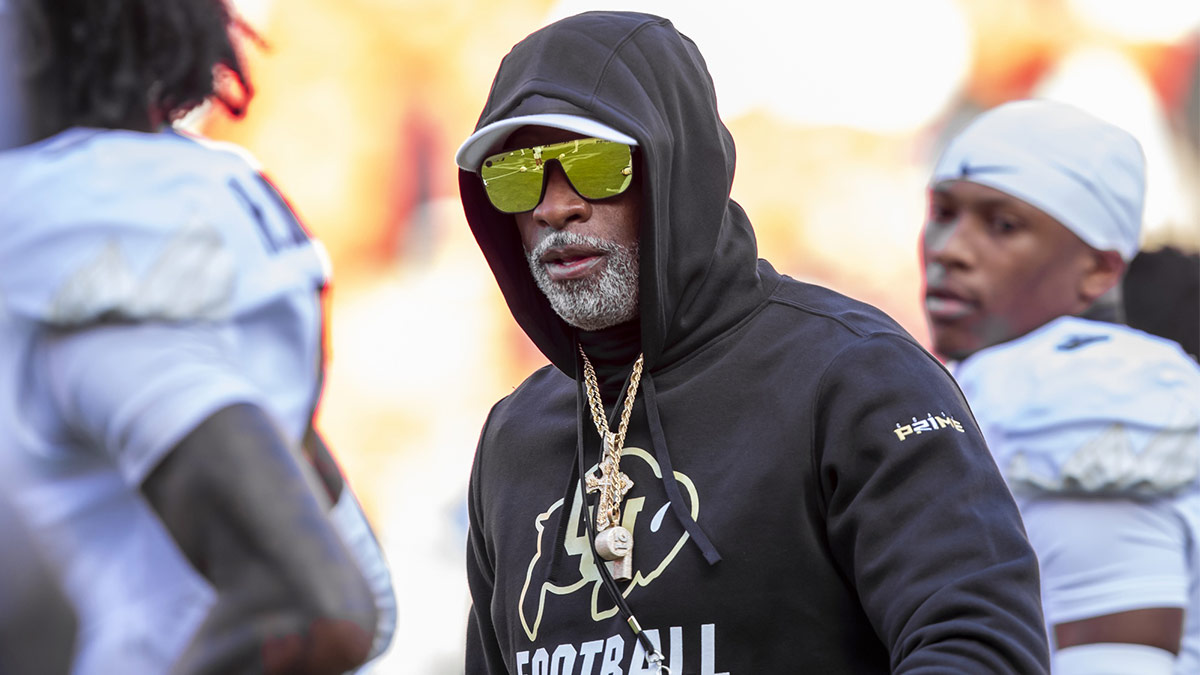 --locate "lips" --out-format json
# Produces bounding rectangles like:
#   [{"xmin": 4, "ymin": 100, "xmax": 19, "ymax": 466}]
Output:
[
  {"xmin": 924, "ymin": 286, "xmax": 978, "ymax": 321},
  {"xmin": 540, "ymin": 245, "xmax": 606, "ymax": 281}
]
